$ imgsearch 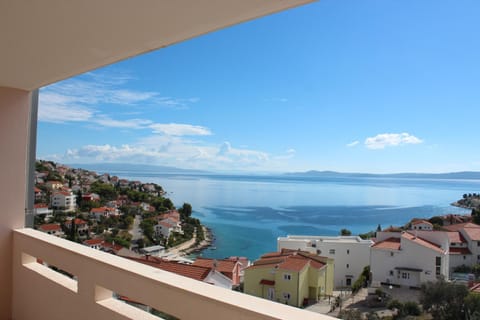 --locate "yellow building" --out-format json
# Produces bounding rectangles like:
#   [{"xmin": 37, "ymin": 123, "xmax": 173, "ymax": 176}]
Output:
[{"xmin": 244, "ymin": 249, "xmax": 334, "ymax": 307}]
